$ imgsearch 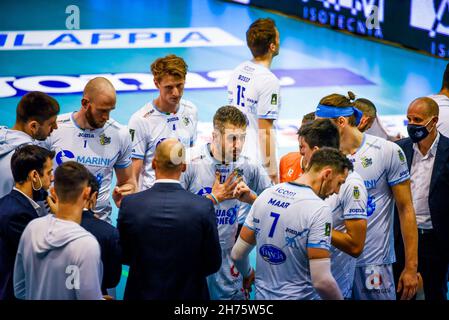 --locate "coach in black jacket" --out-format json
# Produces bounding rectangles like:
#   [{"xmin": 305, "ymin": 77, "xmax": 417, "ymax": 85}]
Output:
[
  {"xmin": 394, "ymin": 97, "xmax": 449, "ymax": 300},
  {"xmin": 118, "ymin": 139, "xmax": 221, "ymax": 300}
]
